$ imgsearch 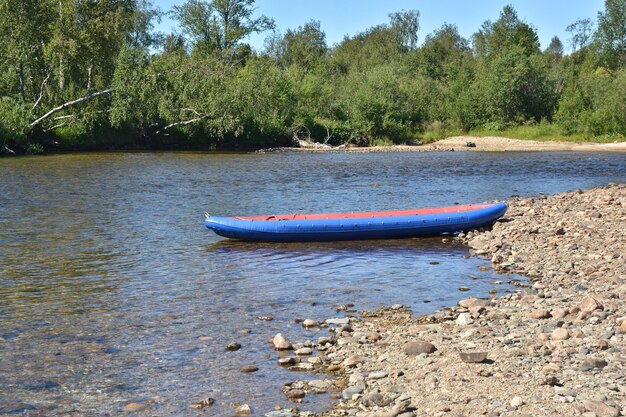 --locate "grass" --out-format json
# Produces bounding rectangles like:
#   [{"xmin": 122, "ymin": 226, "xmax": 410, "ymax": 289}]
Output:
[{"xmin": 468, "ymin": 123, "xmax": 623, "ymax": 143}]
